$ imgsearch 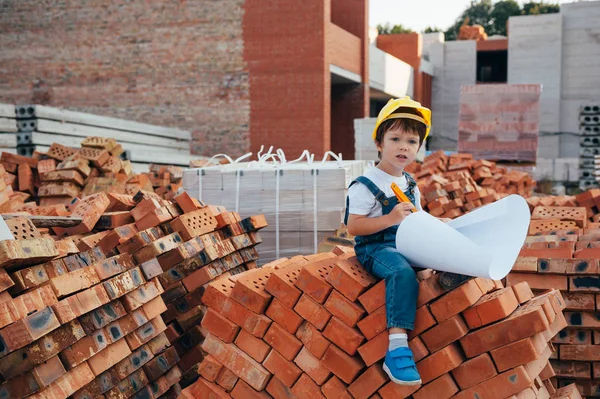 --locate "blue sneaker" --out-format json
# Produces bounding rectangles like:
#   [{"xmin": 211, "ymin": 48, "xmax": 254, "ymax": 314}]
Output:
[{"xmin": 383, "ymin": 347, "xmax": 422, "ymax": 385}]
